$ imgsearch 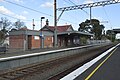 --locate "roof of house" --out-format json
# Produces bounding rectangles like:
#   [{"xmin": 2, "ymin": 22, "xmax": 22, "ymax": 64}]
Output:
[
  {"xmin": 42, "ymin": 25, "xmax": 74, "ymax": 33},
  {"xmin": 10, "ymin": 28, "xmax": 40, "ymax": 36},
  {"xmin": 57, "ymin": 31, "xmax": 93, "ymax": 36}
]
